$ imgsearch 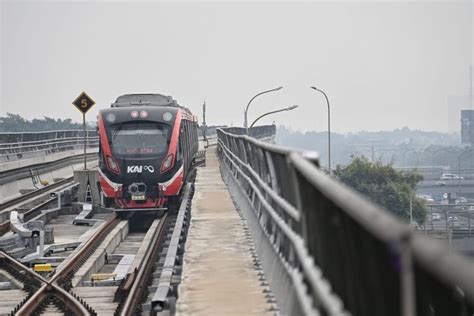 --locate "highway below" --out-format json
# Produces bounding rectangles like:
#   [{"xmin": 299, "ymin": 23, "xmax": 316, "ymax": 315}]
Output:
[{"xmin": 417, "ymin": 179, "xmax": 474, "ymax": 196}]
